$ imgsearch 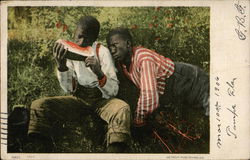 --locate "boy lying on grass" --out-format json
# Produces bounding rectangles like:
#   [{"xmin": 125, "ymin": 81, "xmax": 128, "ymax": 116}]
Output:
[{"xmin": 106, "ymin": 28, "xmax": 209, "ymax": 139}]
